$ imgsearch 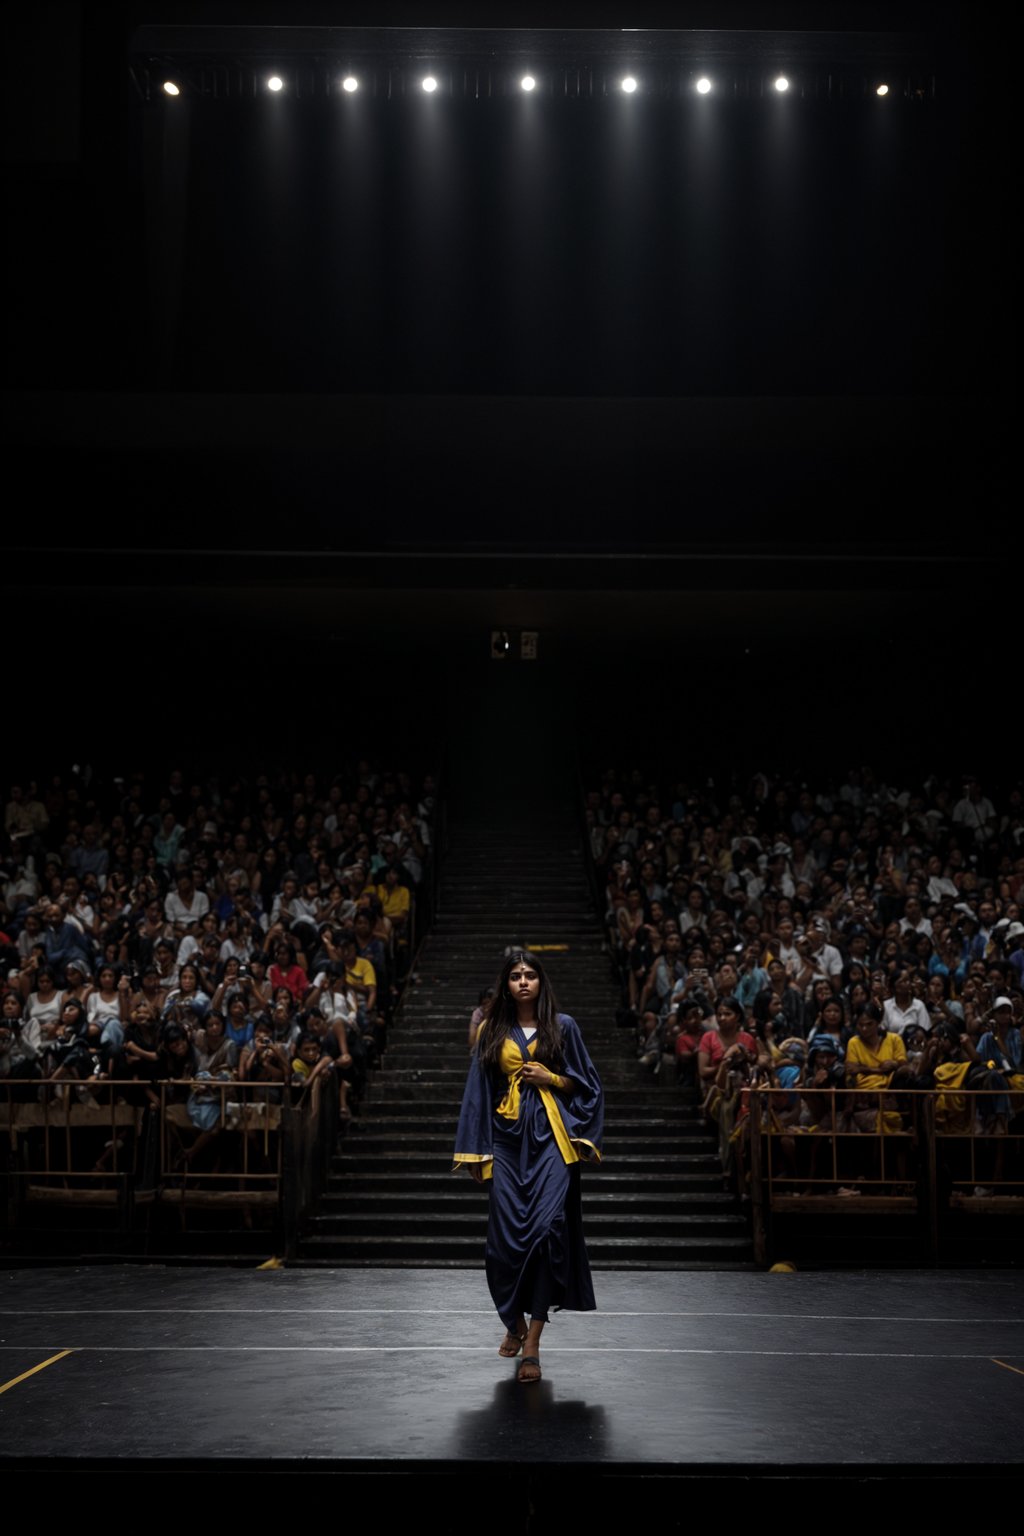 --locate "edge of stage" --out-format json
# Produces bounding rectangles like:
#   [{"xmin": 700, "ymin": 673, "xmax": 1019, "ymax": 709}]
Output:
[{"xmin": 2, "ymin": 1265, "xmax": 1021, "ymax": 1493}]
